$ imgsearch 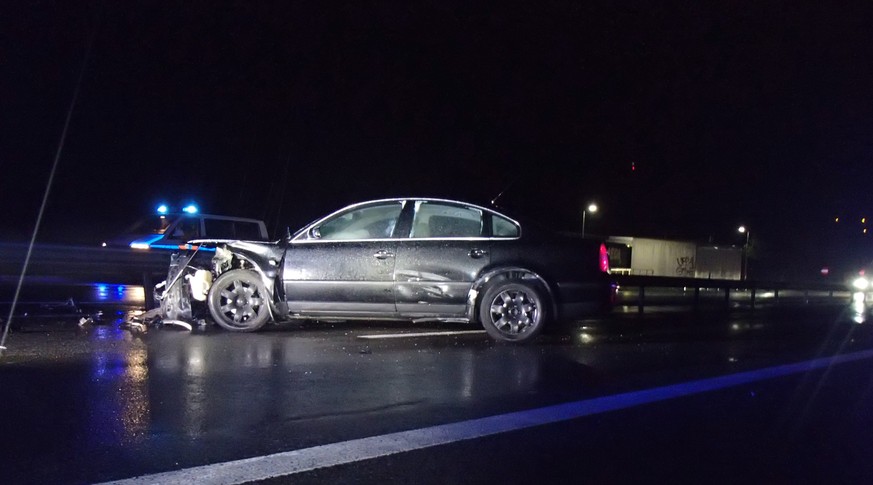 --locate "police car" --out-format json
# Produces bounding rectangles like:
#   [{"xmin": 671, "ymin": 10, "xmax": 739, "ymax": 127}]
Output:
[{"xmin": 124, "ymin": 204, "xmax": 269, "ymax": 250}]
